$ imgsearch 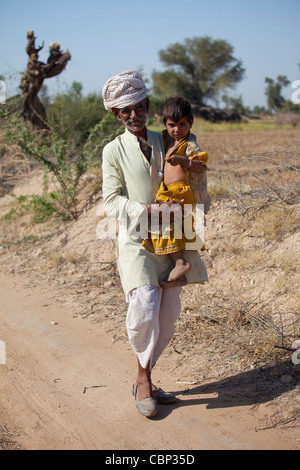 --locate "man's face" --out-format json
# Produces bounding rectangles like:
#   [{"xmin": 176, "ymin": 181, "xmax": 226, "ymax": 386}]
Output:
[{"xmin": 112, "ymin": 98, "xmax": 149, "ymax": 136}]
